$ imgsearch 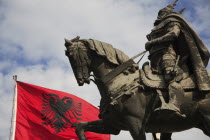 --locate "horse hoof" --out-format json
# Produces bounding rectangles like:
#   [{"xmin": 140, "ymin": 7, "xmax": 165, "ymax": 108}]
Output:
[{"xmin": 75, "ymin": 122, "xmax": 88, "ymax": 135}]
